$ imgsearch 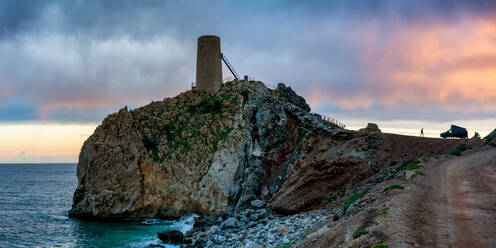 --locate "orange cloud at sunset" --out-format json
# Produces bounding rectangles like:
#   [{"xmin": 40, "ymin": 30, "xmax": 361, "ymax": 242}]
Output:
[
  {"xmin": 358, "ymin": 15, "xmax": 496, "ymax": 113},
  {"xmin": 308, "ymin": 14, "xmax": 496, "ymax": 119}
]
